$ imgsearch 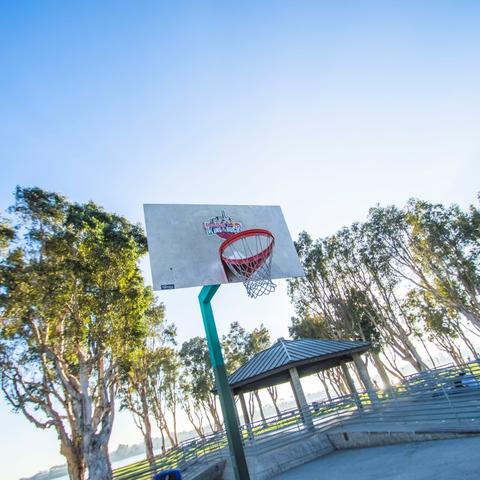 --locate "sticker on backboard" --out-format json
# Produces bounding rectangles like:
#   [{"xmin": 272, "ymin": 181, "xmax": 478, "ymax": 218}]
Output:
[{"xmin": 203, "ymin": 211, "xmax": 243, "ymax": 239}]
